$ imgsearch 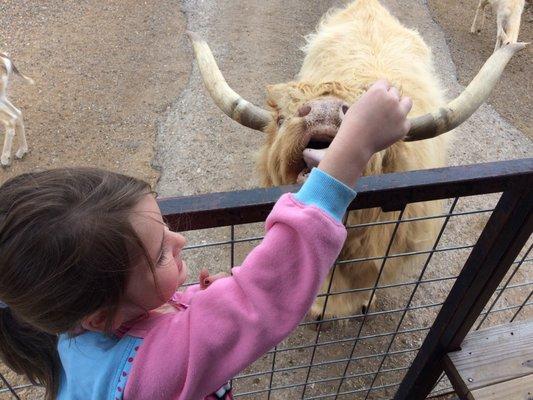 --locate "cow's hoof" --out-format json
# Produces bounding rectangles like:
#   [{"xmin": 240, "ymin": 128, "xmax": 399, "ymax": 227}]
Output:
[{"xmin": 305, "ymin": 313, "xmax": 333, "ymax": 331}]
